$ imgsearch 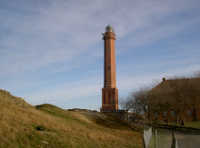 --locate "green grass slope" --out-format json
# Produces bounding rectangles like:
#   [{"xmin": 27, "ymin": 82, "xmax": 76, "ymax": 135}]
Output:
[{"xmin": 0, "ymin": 89, "xmax": 142, "ymax": 148}]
